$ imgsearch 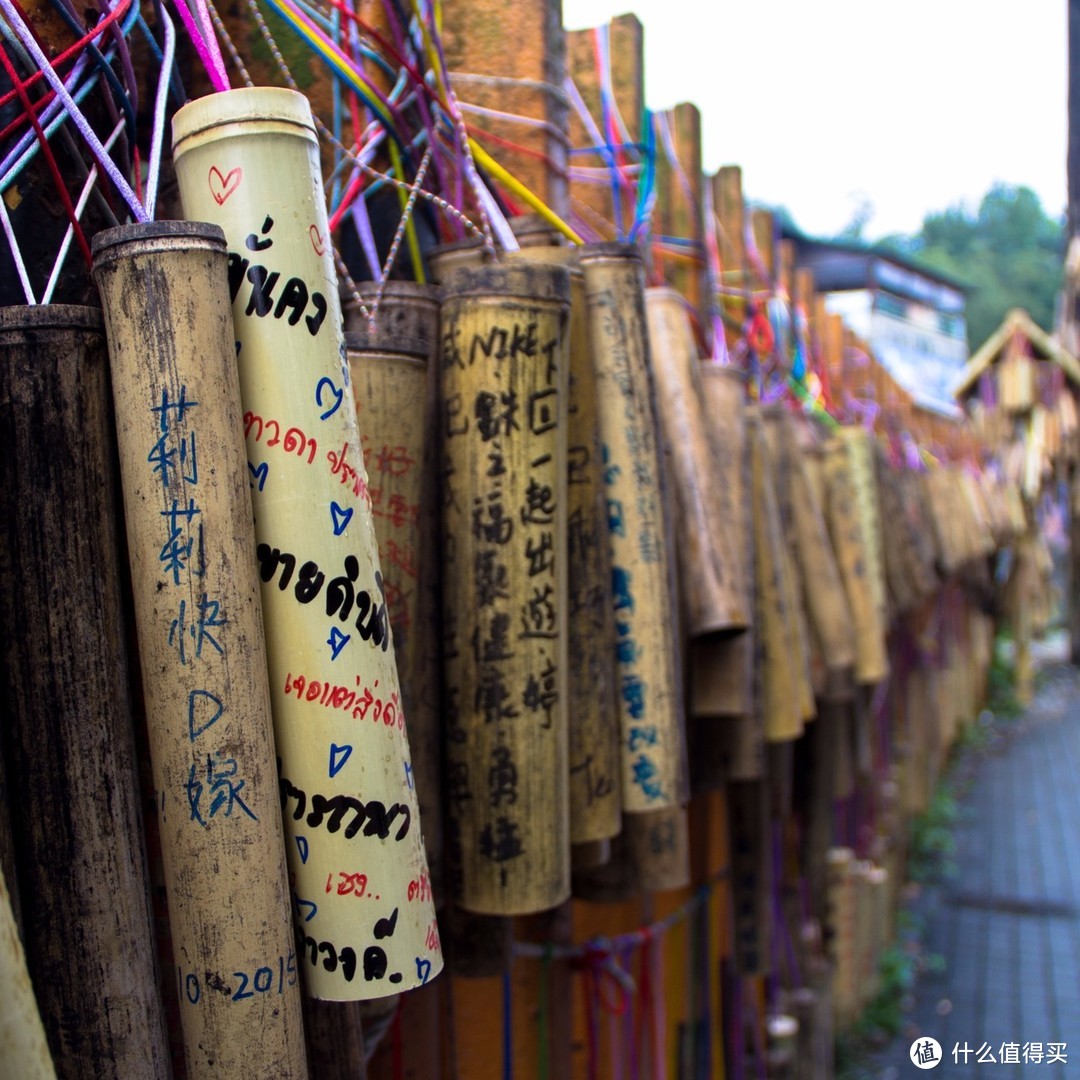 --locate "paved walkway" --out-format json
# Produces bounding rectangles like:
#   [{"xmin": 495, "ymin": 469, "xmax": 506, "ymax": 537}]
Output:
[{"xmin": 868, "ymin": 643, "xmax": 1080, "ymax": 1078}]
